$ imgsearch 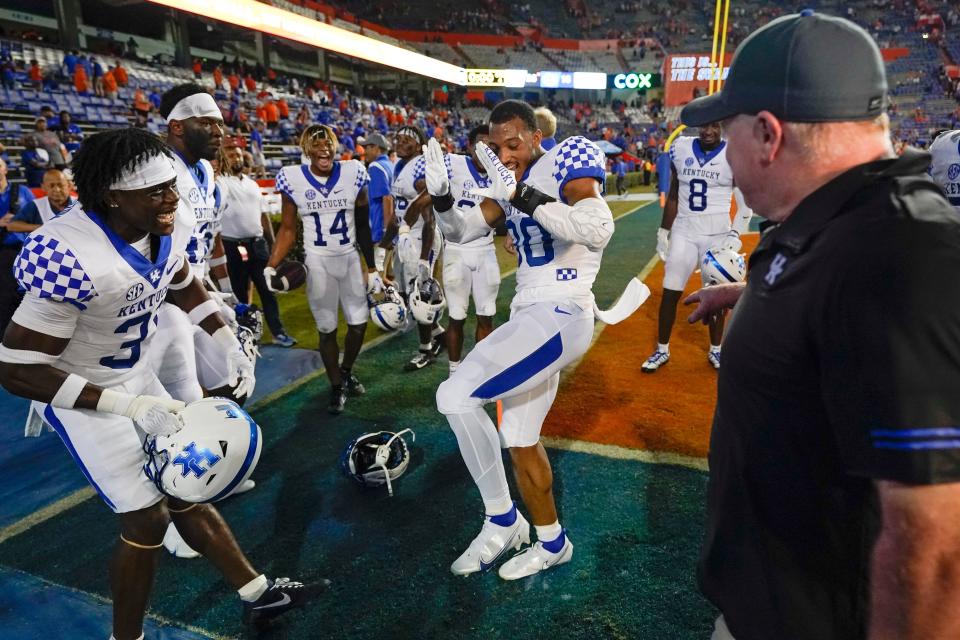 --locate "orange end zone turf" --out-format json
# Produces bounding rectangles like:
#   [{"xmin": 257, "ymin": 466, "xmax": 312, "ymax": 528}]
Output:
[{"xmin": 543, "ymin": 234, "xmax": 760, "ymax": 459}]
